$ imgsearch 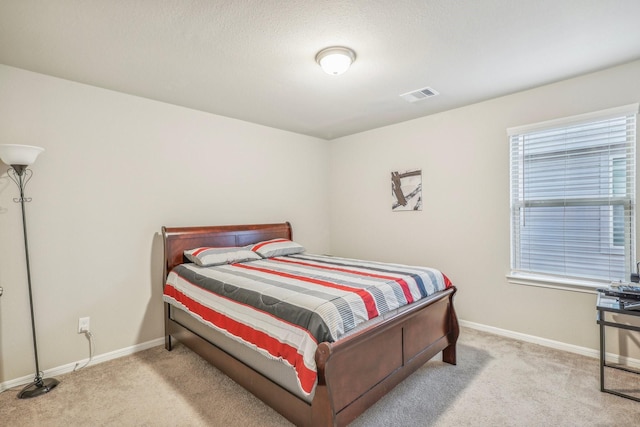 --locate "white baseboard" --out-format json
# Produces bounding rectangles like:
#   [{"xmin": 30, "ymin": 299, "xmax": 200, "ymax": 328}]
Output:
[
  {"xmin": 3, "ymin": 322, "xmax": 639, "ymax": 393},
  {"xmin": 0, "ymin": 337, "xmax": 164, "ymax": 393},
  {"xmin": 460, "ymin": 319, "xmax": 640, "ymax": 370}
]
